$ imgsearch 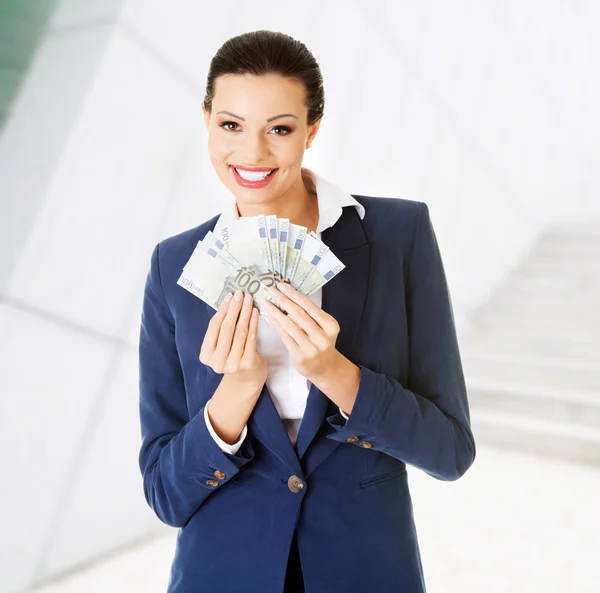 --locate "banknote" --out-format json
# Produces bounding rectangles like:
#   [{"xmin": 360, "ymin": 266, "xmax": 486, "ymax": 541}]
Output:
[
  {"xmin": 216, "ymin": 214, "xmax": 278, "ymax": 287},
  {"xmin": 266, "ymin": 214, "xmax": 280, "ymax": 280},
  {"xmin": 277, "ymin": 218, "xmax": 290, "ymax": 280},
  {"xmin": 177, "ymin": 215, "xmax": 346, "ymax": 313},
  {"xmin": 297, "ymin": 246, "xmax": 346, "ymax": 296},
  {"xmin": 200, "ymin": 231, "xmax": 245, "ymax": 270},
  {"xmin": 290, "ymin": 231, "xmax": 330, "ymax": 289},
  {"xmin": 177, "ymin": 239, "xmax": 272, "ymax": 314},
  {"xmin": 283, "ymin": 222, "xmax": 307, "ymax": 283}
]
